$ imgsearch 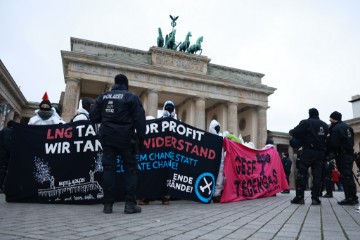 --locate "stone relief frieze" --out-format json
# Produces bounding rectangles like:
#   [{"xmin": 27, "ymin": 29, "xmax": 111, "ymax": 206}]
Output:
[
  {"xmin": 70, "ymin": 62, "xmax": 267, "ymax": 103},
  {"xmin": 154, "ymin": 55, "xmax": 203, "ymax": 73}
]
